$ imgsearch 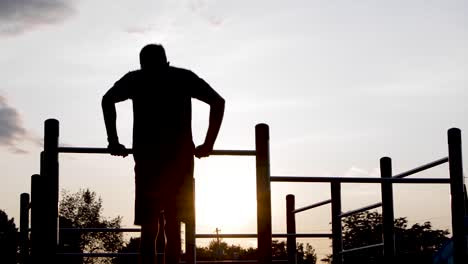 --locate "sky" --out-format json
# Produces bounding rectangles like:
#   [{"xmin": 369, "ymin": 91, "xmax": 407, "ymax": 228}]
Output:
[{"xmin": 1, "ymin": 0, "xmax": 468, "ymax": 261}]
